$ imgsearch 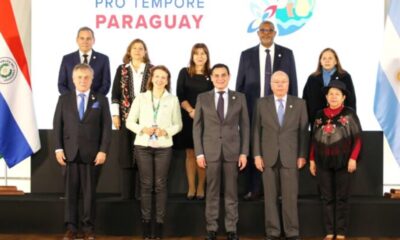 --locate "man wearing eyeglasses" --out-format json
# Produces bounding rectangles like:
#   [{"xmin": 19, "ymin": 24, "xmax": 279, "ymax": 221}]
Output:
[{"xmin": 236, "ymin": 20, "xmax": 298, "ymax": 201}]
